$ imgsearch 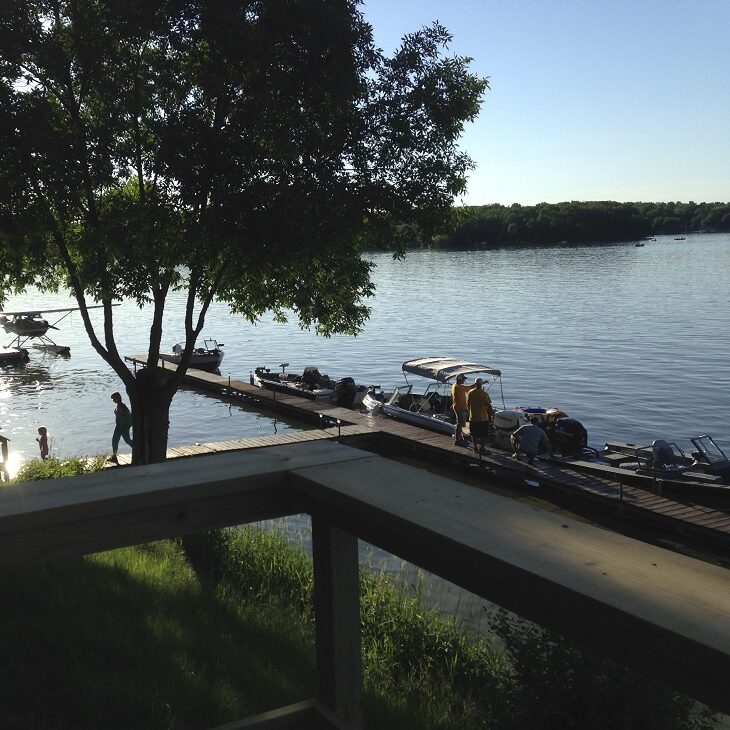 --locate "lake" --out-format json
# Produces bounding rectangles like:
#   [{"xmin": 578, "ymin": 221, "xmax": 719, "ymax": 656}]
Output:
[{"xmin": 2, "ymin": 233, "xmax": 729, "ymax": 474}]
